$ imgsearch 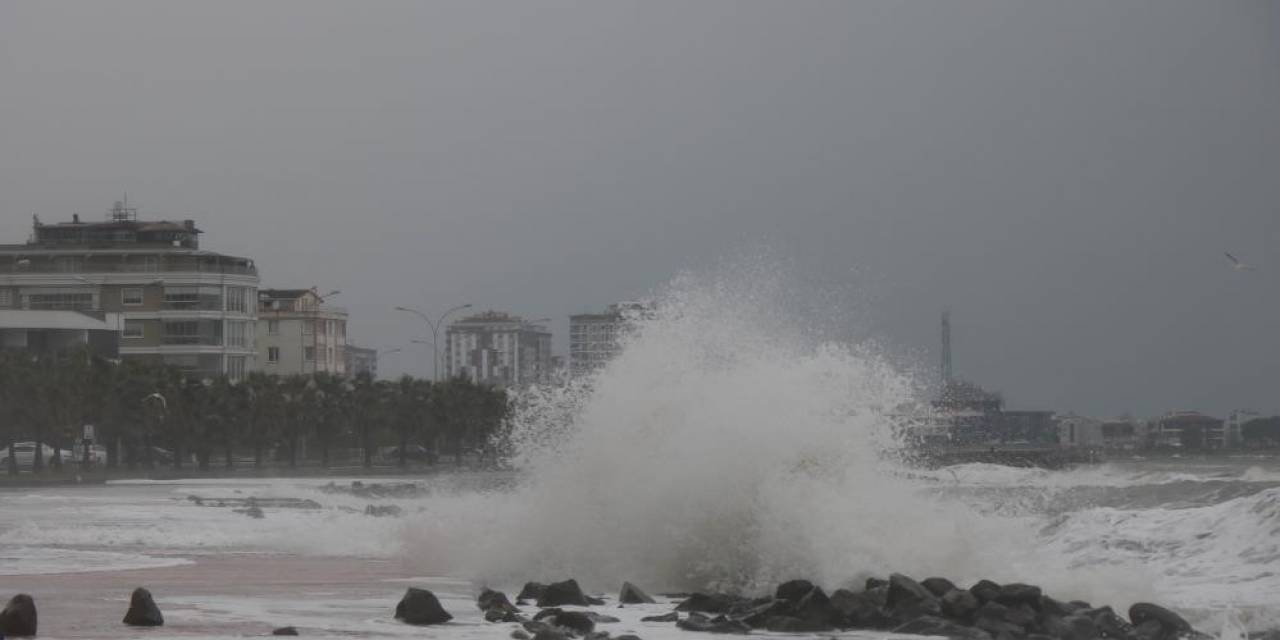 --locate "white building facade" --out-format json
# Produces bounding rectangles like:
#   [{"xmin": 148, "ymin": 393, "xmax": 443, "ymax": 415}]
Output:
[
  {"xmin": 256, "ymin": 289, "xmax": 348, "ymax": 376},
  {"xmin": 0, "ymin": 203, "xmax": 259, "ymax": 380},
  {"xmin": 445, "ymin": 311, "xmax": 551, "ymax": 386}
]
